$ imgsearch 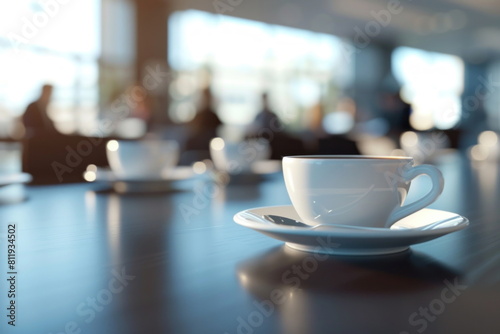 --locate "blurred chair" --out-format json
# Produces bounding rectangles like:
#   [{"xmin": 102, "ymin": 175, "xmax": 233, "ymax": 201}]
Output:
[
  {"xmin": 22, "ymin": 134, "xmax": 108, "ymax": 184},
  {"xmin": 317, "ymin": 135, "xmax": 360, "ymax": 155}
]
